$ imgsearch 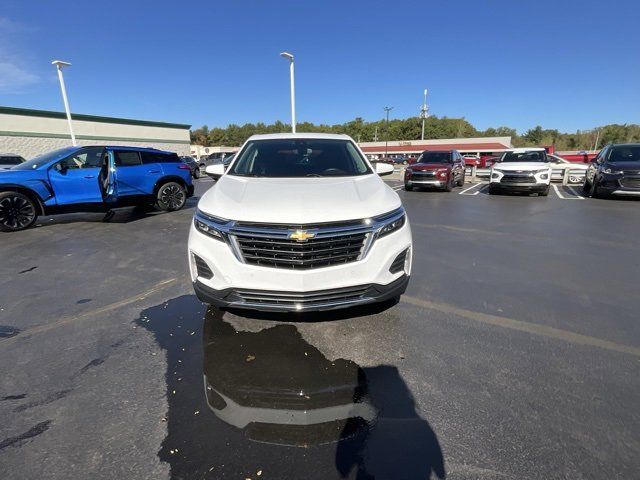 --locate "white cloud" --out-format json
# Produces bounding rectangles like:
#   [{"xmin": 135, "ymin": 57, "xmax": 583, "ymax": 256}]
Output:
[
  {"xmin": 0, "ymin": 61, "xmax": 39, "ymax": 92},
  {"xmin": 0, "ymin": 17, "xmax": 40, "ymax": 93}
]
